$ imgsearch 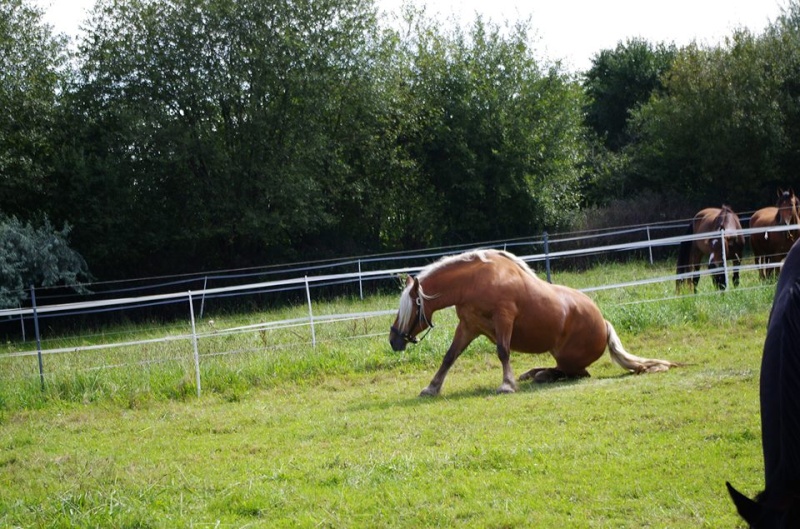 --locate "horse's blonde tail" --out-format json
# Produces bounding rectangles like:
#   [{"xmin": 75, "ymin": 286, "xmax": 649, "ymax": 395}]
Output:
[{"xmin": 605, "ymin": 321, "xmax": 678, "ymax": 374}]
